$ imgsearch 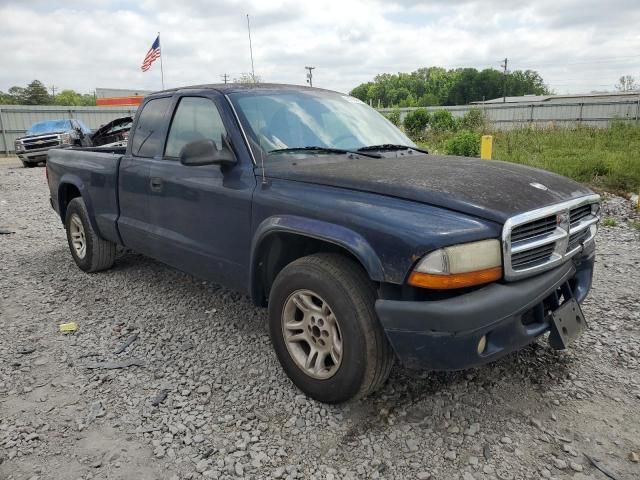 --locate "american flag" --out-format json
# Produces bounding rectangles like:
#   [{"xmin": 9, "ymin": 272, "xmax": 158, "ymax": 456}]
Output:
[{"xmin": 141, "ymin": 35, "xmax": 161, "ymax": 72}]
